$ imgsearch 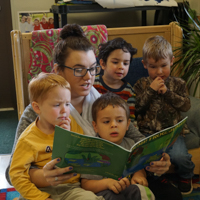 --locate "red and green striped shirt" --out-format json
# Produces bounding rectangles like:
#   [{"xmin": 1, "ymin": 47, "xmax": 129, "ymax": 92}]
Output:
[{"xmin": 93, "ymin": 75, "xmax": 136, "ymax": 122}]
